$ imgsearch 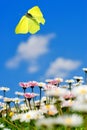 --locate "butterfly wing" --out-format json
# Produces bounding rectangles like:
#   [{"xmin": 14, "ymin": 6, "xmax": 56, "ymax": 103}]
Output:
[
  {"xmin": 28, "ymin": 17, "xmax": 40, "ymax": 34},
  {"xmin": 15, "ymin": 16, "xmax": 29, "ymax": 34},
  {"xmin": 28, "ymin": 6, "xmax": 45, "ymax": 25},
  {"xmin": 15, "ymin": 15, "xmax": 40, "ymax": 34}
]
